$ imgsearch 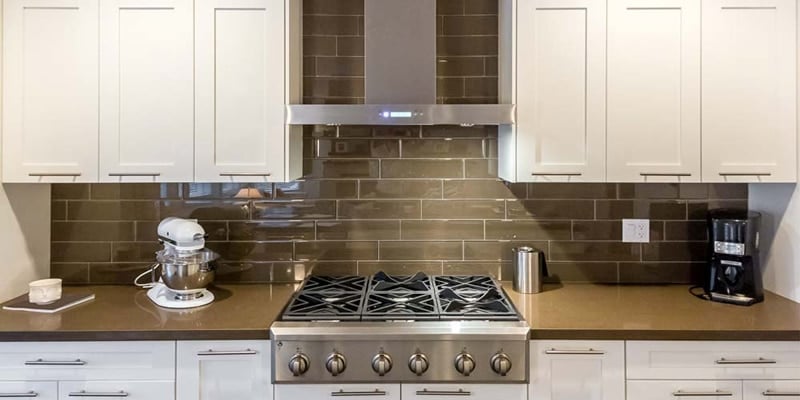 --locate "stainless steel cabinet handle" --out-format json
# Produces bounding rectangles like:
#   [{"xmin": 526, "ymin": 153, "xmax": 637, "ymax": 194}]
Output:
[
  {"xmin": 0, "ymin": 392, "xmax": 38, "ymax": 398},
  {"xmin": 197, "ymin": 349, "xmax": 257, "ymax": 356},
  {"xmin": 25, "ymin": 359, "xmax": 86, "ymax": 366},
  {"xmin": 762, "ymin": 390, "xmax": 800, "ymax": 397},
  {"xmin": 68, "ymin": 391, "xmax": 128, "ymax": 398},
  {"xmin": 531, "ymin": 172, "xmax": 583, "ymax": 176},
  {"xmin": 719, "ymin": 172, "xmax": 772, "ymax": 177},
  {"xmin": 219, "ymin": 173, "xmax": 272, "ymax": 177},
  {"xmin": 715, "ymin": 357, "xmax": 776, "ymax": 365},
  {"xmin": 545, "ymin": 348, "xmax": 606, "ymax": 355},
  {"xmin": 331, "ymin": 389, "xmax": 387, "ymax": 397},
  {"xmin": 108, "ymin": 173, "xmax": 161, "ymax": 177},
  {"xmin": 28, "ymin": 173, "xmax": 82, "ymax": 177},
  {"xmin": 416, "ymin": 389, "xmax": 471, "ymax": 396},
  {"xmin": 672, "ymin": 390, "xmax": 733, "ymax": 397},
  {"xmin": 640, "ymin": 173, "xmax": 692, "ymax": 177}
]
